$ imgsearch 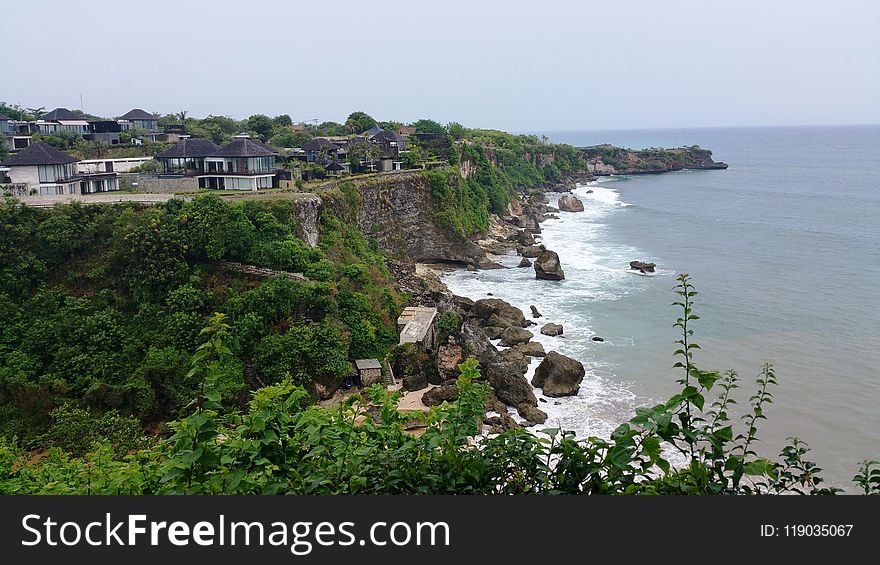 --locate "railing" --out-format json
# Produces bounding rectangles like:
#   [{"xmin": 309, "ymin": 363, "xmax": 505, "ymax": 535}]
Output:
[{"xmin": 1, "ymin": 184, "xmax": 33, "ymax": 197}]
